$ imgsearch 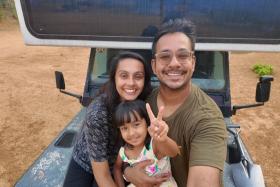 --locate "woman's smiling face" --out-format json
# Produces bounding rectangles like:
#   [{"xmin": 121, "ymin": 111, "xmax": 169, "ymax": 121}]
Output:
[{"xmin": 115, "ymin": 58, "xmax": 145, "ymax": 101}]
